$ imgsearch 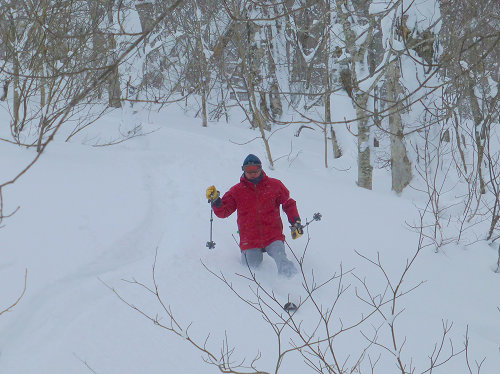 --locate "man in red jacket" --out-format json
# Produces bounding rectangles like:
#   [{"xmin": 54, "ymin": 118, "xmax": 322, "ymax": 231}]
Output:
[{"xmin": 206, "ymin": 154, "xmax": 303, "ymax": 277}]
